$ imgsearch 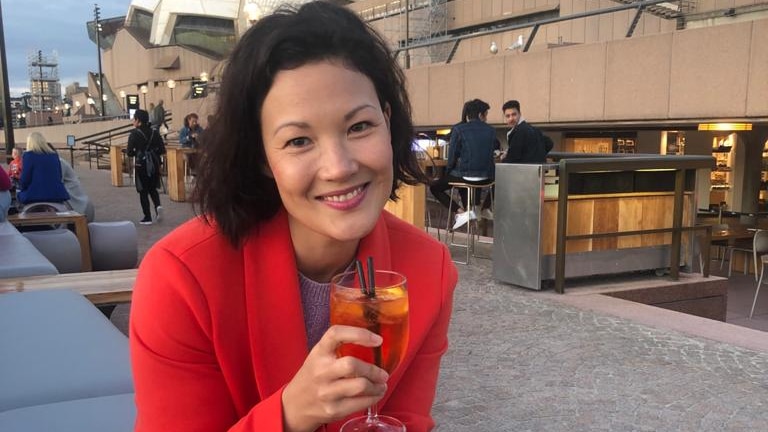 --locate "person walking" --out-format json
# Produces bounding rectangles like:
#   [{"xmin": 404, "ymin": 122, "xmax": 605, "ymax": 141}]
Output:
[
  {"xmin": 150, "ymin": 99, "xmax": 167, "ymax": 132},
  {"xmin": 126, "ymin": 109, "xmax": 165, "ymax": 225}
]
